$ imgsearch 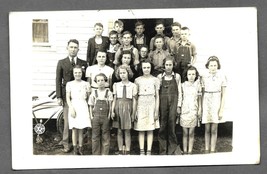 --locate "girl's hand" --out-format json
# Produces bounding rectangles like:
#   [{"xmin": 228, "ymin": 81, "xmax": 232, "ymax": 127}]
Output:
[
  {"xmin": 70, "ymin": 107, "xmax": 76, "ymax": 118},
  {"xmin": 90, "ymin": 115, "xmax": 94, "ymax": 120},
  {"xmin": 111, "ymin": 112, "xmax": 115, "ymax": 120},
  {"xmin": 131, "ymin": 114, "xmax": 135, "ymax": 122},
  {"xmin": 154, "ymin": 111, "xmax": 159, "ymax": 121},
  {"xmin": 177, "ymin": 107, "xmax": 181, "ymax": 115},
  {"xmin": 108, "ymin": 113, "xmax": 111, "ymax": 120},
  {"xmin": 134, "ymin": 114, "xmax": 138, "ymax": 122}
]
